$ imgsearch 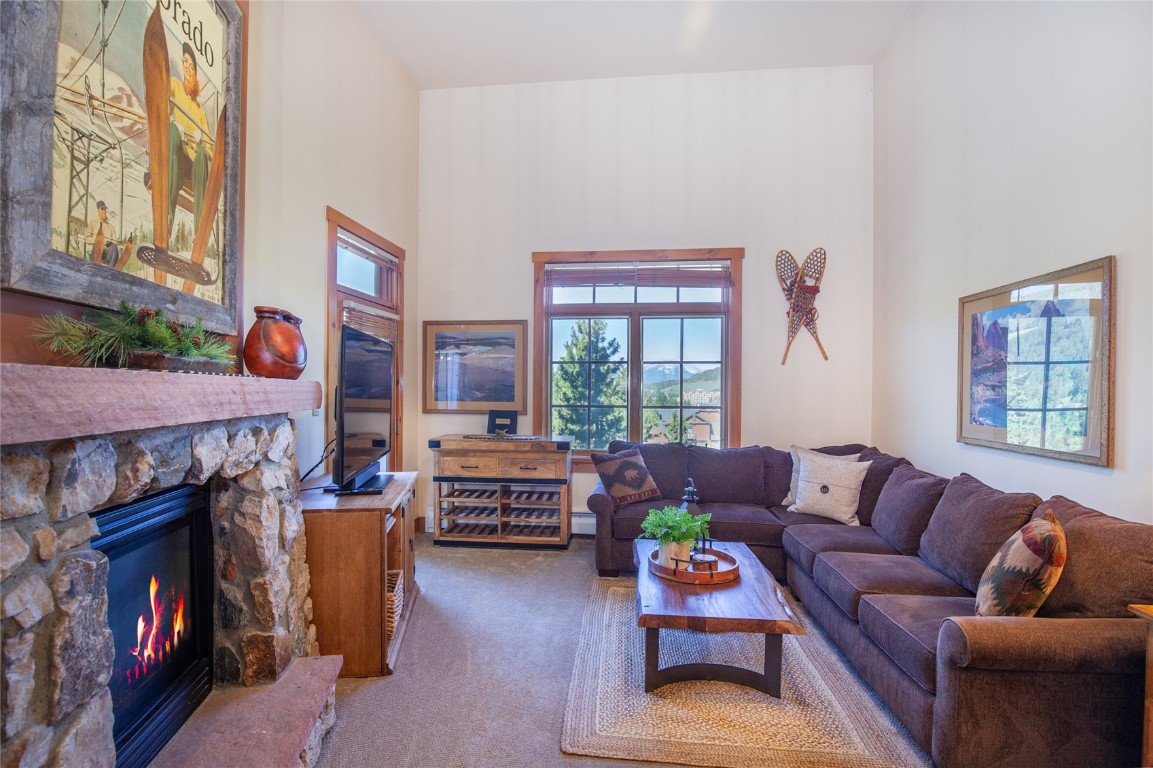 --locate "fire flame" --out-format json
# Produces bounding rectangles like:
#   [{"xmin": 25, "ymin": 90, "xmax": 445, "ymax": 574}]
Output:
[{"xmin": 123, "ymin": 573, "xmax": 187, "ymax": 686}]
